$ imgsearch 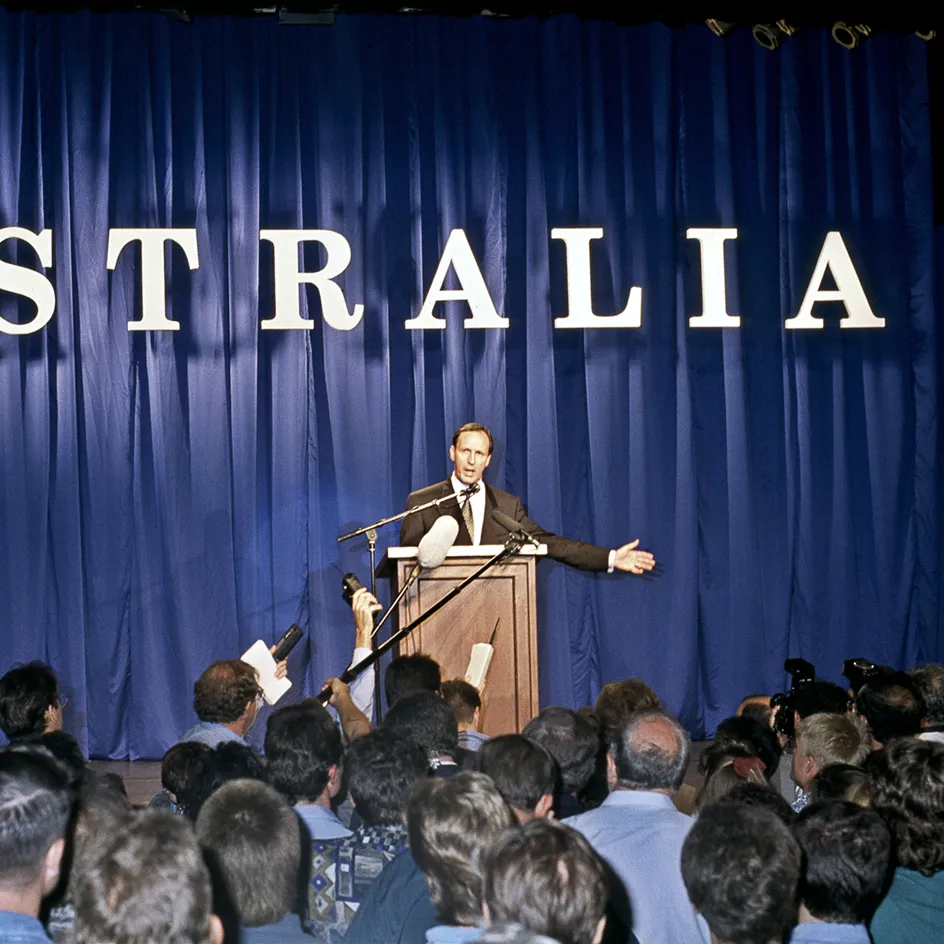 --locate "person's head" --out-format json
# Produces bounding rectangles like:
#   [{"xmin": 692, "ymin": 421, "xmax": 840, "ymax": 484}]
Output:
[
  {"xmin": 382, "ymin": 691, "xmax": 459, "ymax": 762},
  {"xmin": 608, "ymin": 711, "xmax": 690, "ymax": 794},
  {"xmin": 791, "ymin": 801, "xmax": 891, "ymax": 924},
  {"xmin": 523, "ymin": 707, "xmax": 600, "ymax": 796},
  {"xmin": 265, "ymin": 702, "xmax": 342, "ymax": 804},
  {"xmin": 408, "ymin": 771, "xmax": 515, "ymax": 927},
  {"xmin": 793, "ymin": 681, "xmax": 852, "ymax": 720},
  {"xmin": 870, "ymin": 738, "xmax": 944, "ymax": 875},
  {"xmin": 450, "ymin": 423, "xmax": 494, "ymax": 487},
  {"xmin": 161, "ymin": 741, "xmax": 213, "ymax": 800},
  {"xmin": 343, "ymin": 730, "xmax": 429, "ymax": 826},
  {"xmin": 808, "ymin": 764, "xmax": 871, "ymax": 807},
  {"xmin": 192, "ymin": 660, "xmax": 262, "ymax": 735},
  {"xmin": 713, "ymin": 716, "xmax": 782, "ymax": 780},
  {"xmin": 737, "ymin": 695, "xmax": 773, "ymax": 727},
  {"xmin": 909, "ymin": 663, "xmax": 944, "ymax": 726},
  {"xmin": 681, "ymin": 803, "xmax": 800, "ymax": 944},
  {"xmin": 26, "ymin": 731, "xmax": 86, "ymax": 780},
  {"xmin": 594, "ymin": 679, "xmax": 663, "ymax": 741},
  {"xmin": 792, "ymin": 713, "xmax": 871, "ymax": 793},
  {"xmin": 720, "ymin": 782, "xmax": 796, "ymax": 825},
  {"xmin": 197, "ymin": 779, "xmax": 302, "ymax": 928},
  {"xmin": 483, "ymin": 820, "xmax": 607, "ymax": 944},
  {"xmin": 73, "ymin": 810, "xmax": 223, "ymax": 944},
  {"xmin": 64, "ymin": 770, "xmax": 135, "ymax": 899},
  {"xmin": 476, "ymin": 735, "xmax": 557, "ymax": 822},
  {"xmin": 695, "ymin": 757, "xmax": 767, "ymax": 813},
  {"xmin": 384, "ymin": 654, "xmax": 442, "ymax": 709},
  {"xmin": 855, "ymin": 673, "xmax": 926, "ymax": 745},
  {"xmin": 442, "ymin": 679, "xmax": 482, "ymax": 730},
  {"xmin": 0, "ymin": 662, "xmax": 62, "ymax": 740},
  {"xmin": 0, "ymin": 747, "xmax": 72, "ymax": 915}
]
